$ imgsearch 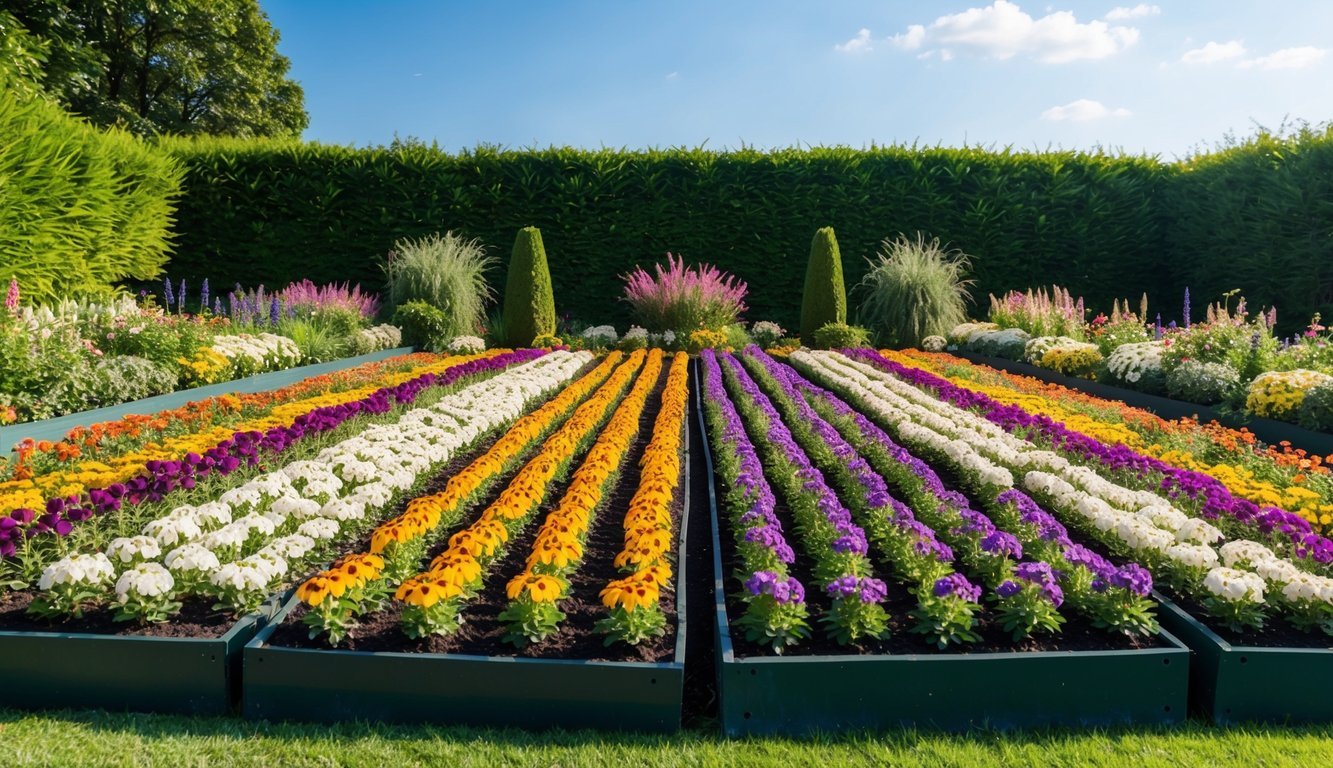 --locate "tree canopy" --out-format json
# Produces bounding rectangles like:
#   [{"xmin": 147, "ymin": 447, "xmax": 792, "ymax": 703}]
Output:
[{"xmin": 3, "ymin": 0, "xmax": 307, "ymax": 137}]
